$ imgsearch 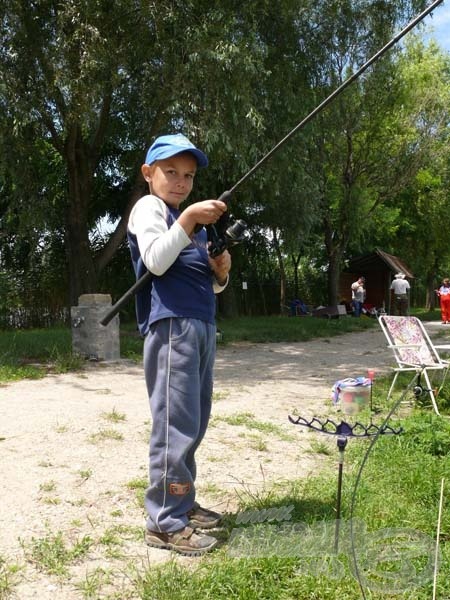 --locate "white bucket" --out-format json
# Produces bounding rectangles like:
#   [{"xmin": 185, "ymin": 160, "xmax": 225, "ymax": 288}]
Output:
[{"xmin": 339, "ymin": 385, "xmax": 370, "ymax": 415}]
